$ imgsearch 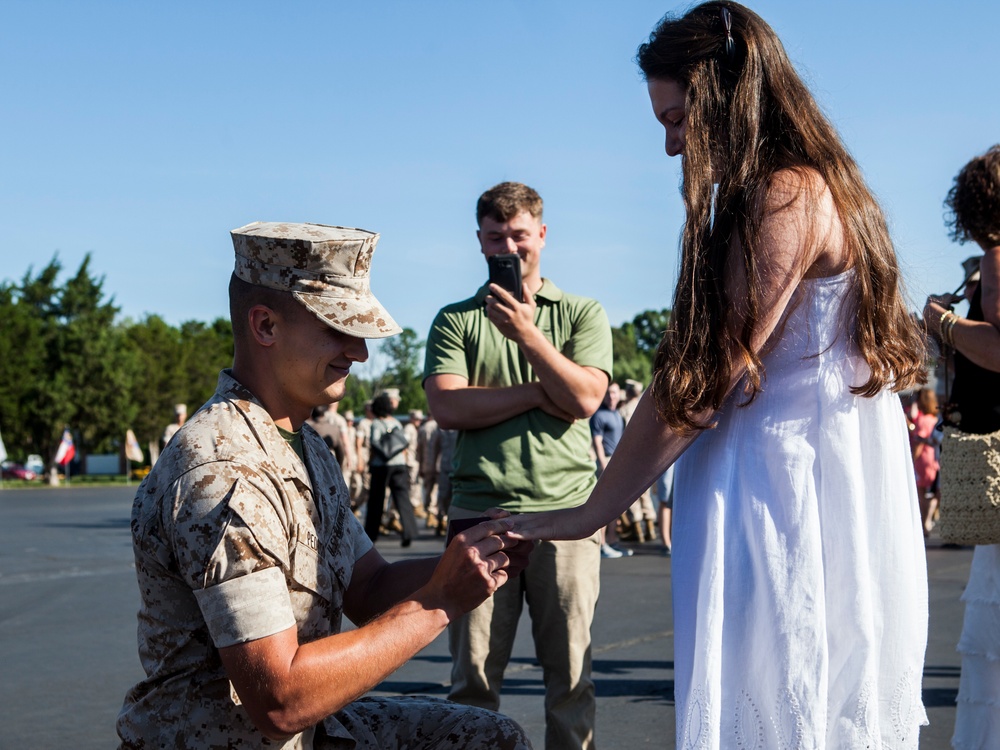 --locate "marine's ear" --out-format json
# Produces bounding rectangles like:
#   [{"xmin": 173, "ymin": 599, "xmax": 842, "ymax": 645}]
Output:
[{"xmin": 246, "ymin": 304, "xmax": 280, "ymax": 348}]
